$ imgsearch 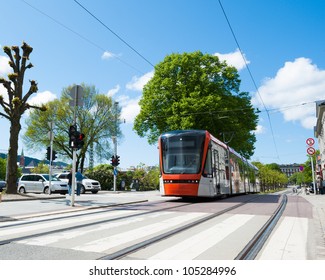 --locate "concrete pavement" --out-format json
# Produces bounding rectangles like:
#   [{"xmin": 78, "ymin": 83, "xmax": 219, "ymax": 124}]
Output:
[{"xmin": 1, "ymin": 189, "xmax": 325, "ymax": 259}]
